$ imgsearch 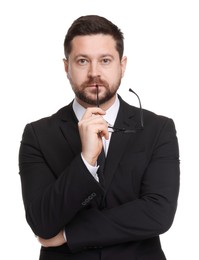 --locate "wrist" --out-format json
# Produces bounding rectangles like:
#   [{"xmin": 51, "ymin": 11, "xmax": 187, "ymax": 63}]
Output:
[{"xmin": 82, "ymin": 152, "xmax": 97, "ymax": 166}]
